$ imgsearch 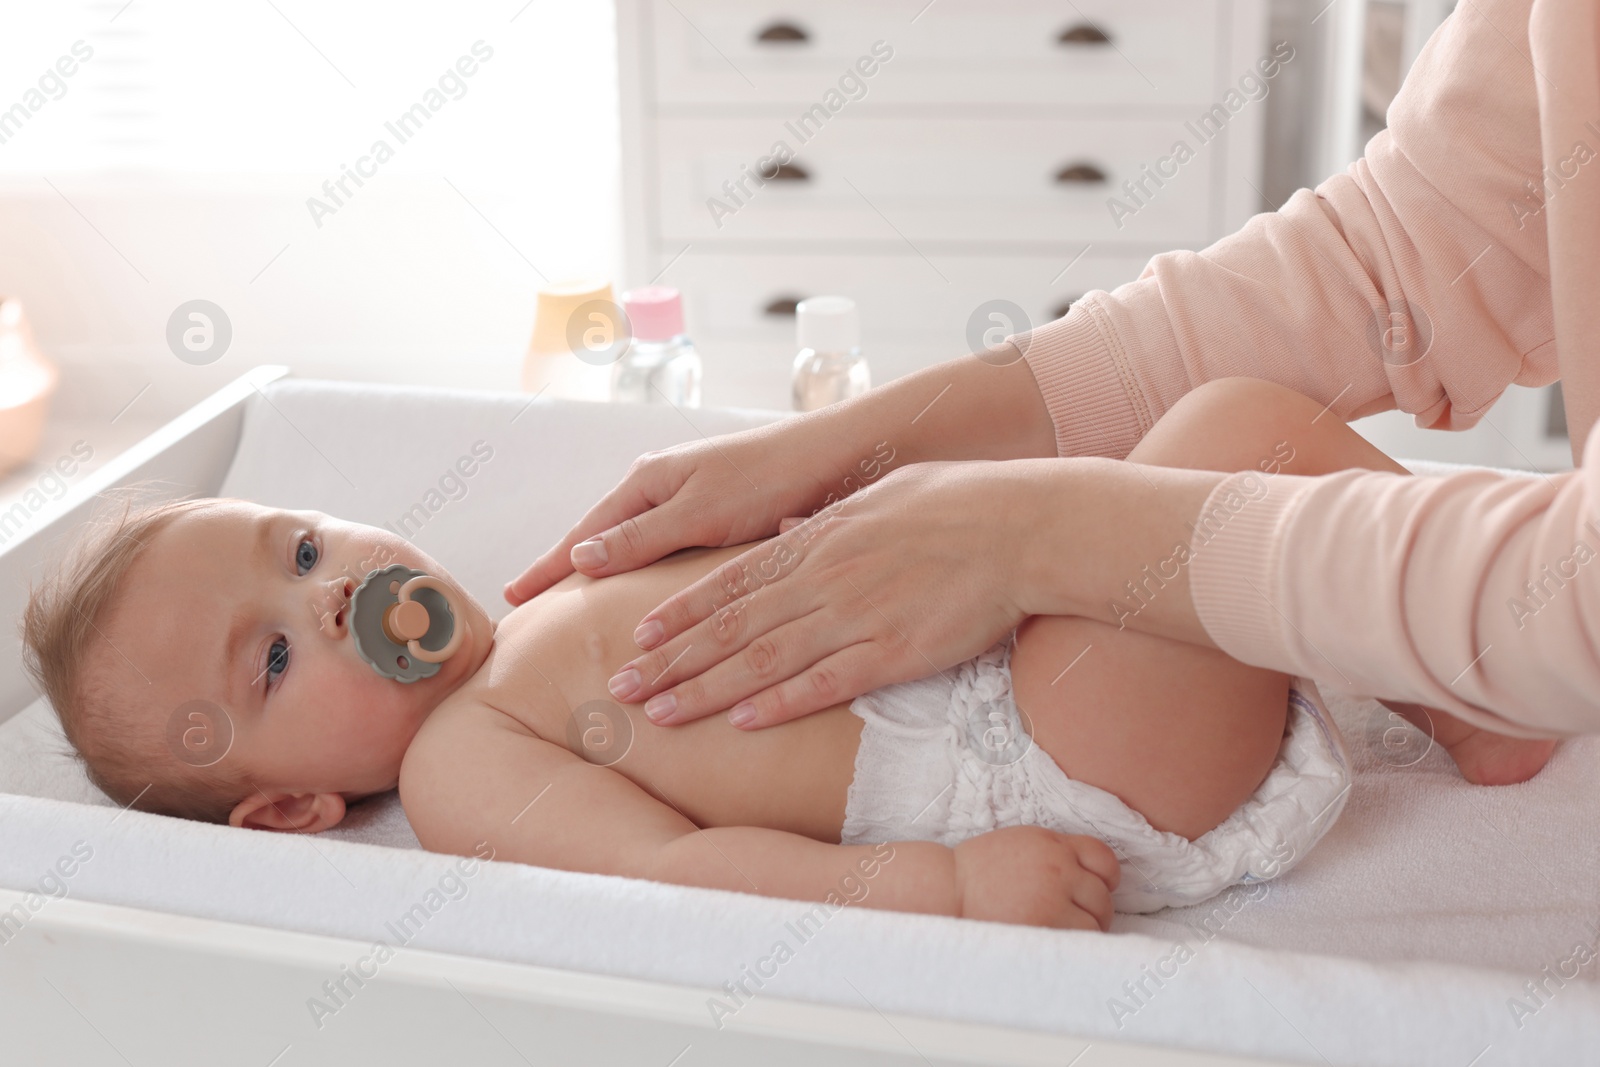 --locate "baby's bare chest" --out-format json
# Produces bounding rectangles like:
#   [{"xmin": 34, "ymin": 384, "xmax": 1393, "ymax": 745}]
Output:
[
  {"xmin": 465, "ymin": 544, "xmax": 755, "ymax": 739},
  {"xmin": 450, "ymin": 544, "xmax": 861, "ymax": 837}
]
